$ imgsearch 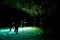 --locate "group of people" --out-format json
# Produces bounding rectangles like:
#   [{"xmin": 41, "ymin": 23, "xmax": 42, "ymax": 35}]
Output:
[
  {"xmin": 9, "ymin": 16, "xmax": 45, "ymax": 34},
  {"xmin": 9, "ymin": 16, "xmax": 27, "ymax": 34},
  {"xmin": 9, "ymin": 16, "xmax": 18, "ymax": 34}
]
